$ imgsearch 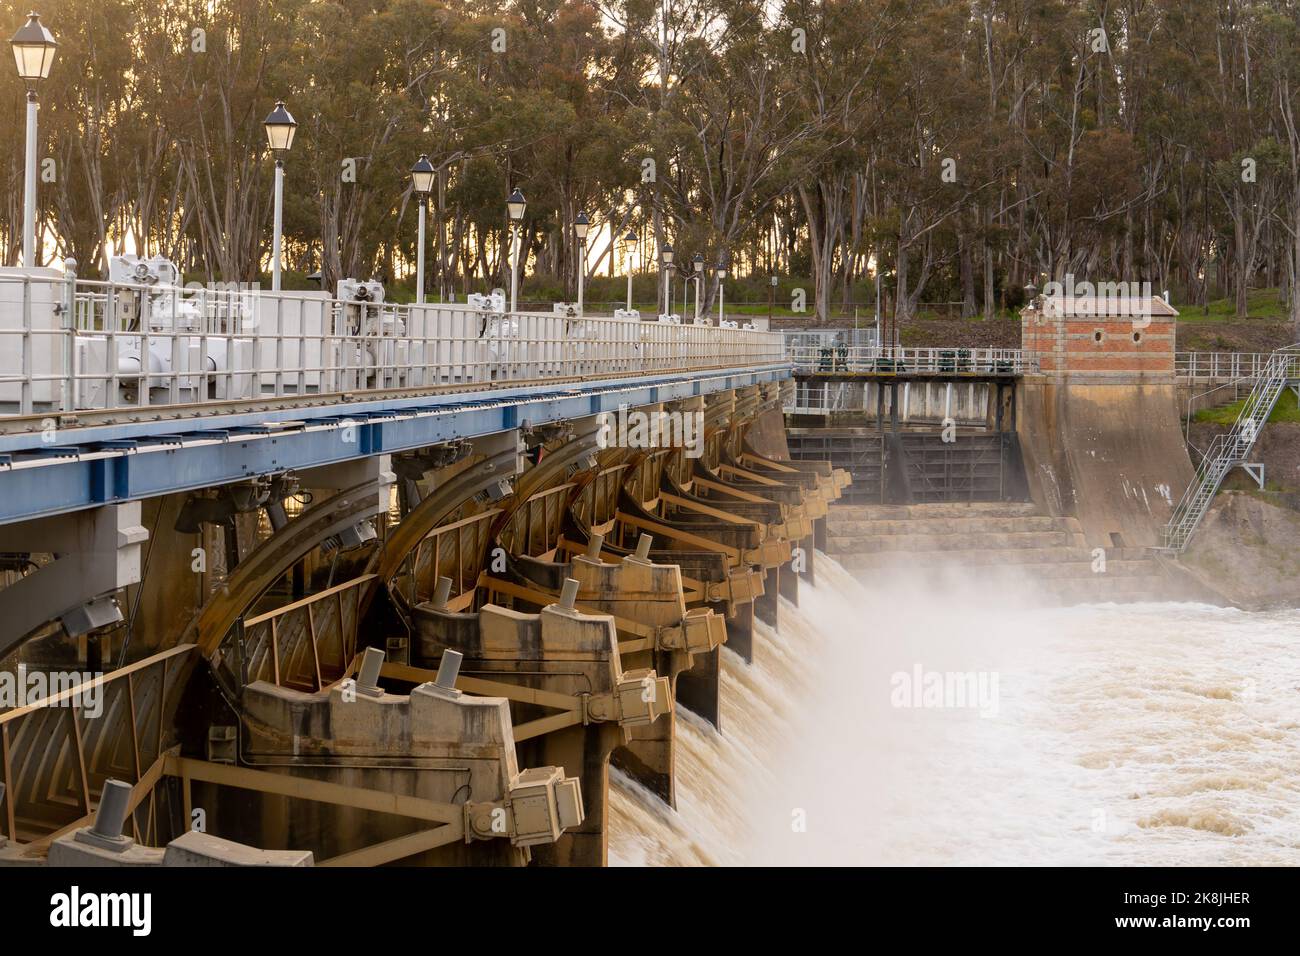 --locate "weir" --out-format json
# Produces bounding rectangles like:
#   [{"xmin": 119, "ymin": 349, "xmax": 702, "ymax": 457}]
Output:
[
  {"xmin": 0, "ymin": 263, "xmax": 1262, "ymax": 867},
  {"xmin": 789, "ymin": 293, "xmax": 1201, "ymax": 603},
  {"xmin": 0, "ymin": 265, "xmax": 847, "ymax": 867}
]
